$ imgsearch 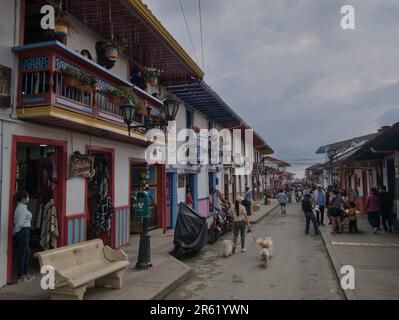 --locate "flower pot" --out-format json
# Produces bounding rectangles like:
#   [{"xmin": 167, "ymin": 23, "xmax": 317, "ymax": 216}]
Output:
[
  {"xmin": 54, "ymin": 23, "xmax": 69, "ymax": 36},
  {"xmin": 148, "ymin": 78, "xmax": 158, "ymax": 86},
  {"xmin": 104, "ymin": 47, "xmax": 118, "ymax": 62},
  {"xmin": 81, "ymin": 84, "xmax": 94, "ymax": 93},
  {"xmin": 109, "ymin": 95, "xmax": 124, "ymax": 105},
  {"xmin": 136, "ymin": 106, "xmax": 148, "ymax": 116},
  {"xmin": 65, "ymin": 76, "xmax": 80, "ymax": 88}
]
